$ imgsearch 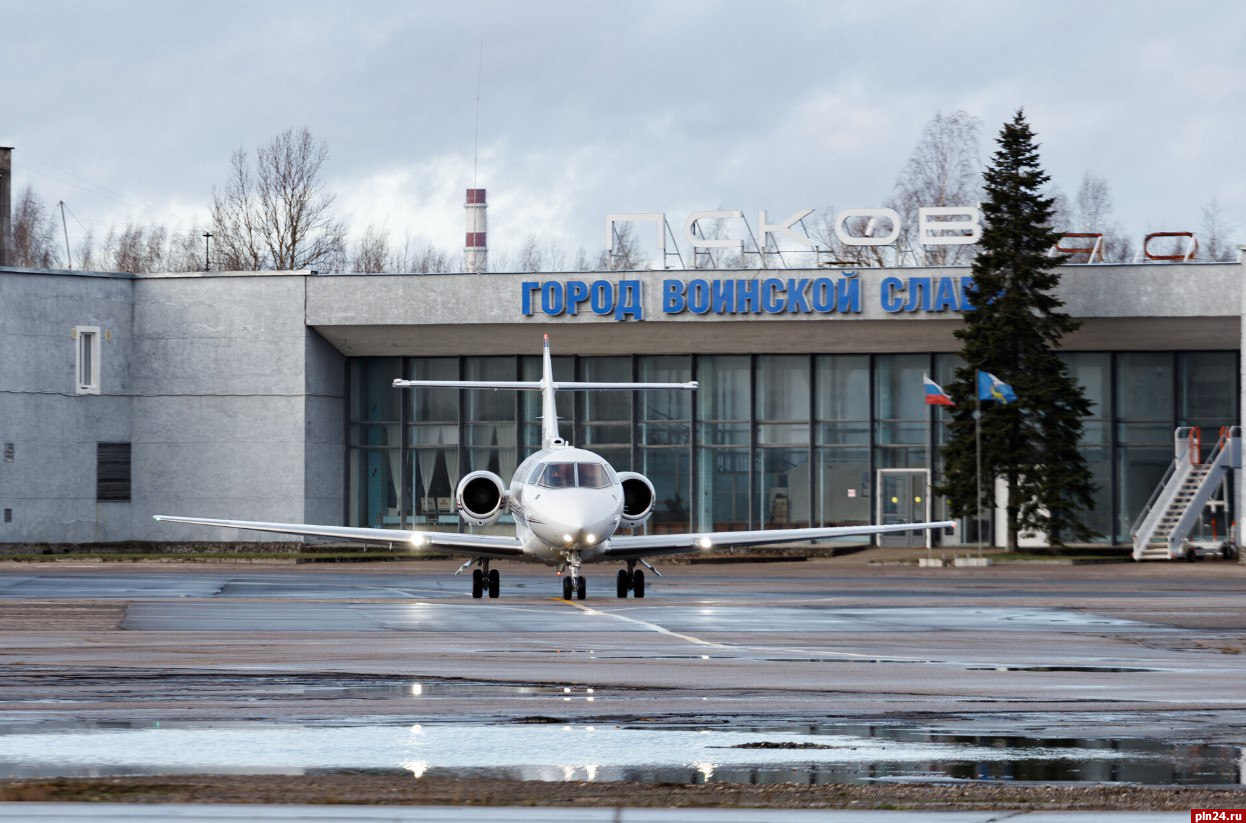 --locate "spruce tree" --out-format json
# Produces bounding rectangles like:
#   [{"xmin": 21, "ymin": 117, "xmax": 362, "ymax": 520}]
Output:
[{"xmin": 937, "ymin": 110, "xmax": 1097, "ymax": 548}]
